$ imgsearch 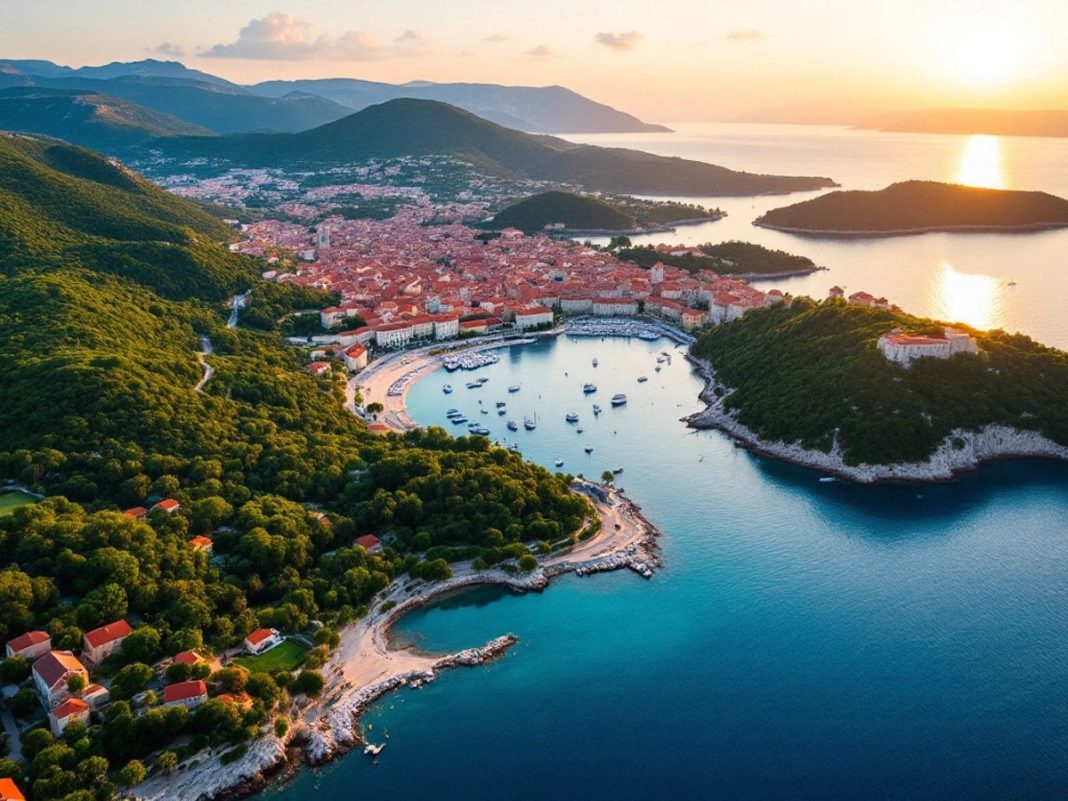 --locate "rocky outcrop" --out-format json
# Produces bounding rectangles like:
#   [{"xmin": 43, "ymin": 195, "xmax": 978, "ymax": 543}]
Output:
[{"xmin": 686, "ymin": 357, "xmax": 1068, "ymax": 483}]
